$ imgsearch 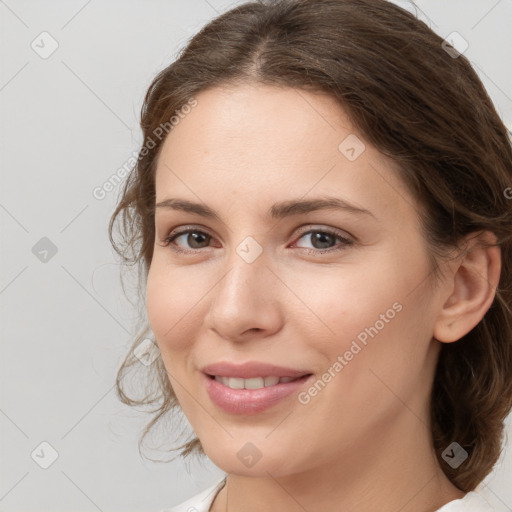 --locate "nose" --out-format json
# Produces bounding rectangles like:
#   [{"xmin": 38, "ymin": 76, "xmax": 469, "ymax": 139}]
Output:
[{"xmin": 203, "ymin": 249, "xmax": 284, "ymax": 343}]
